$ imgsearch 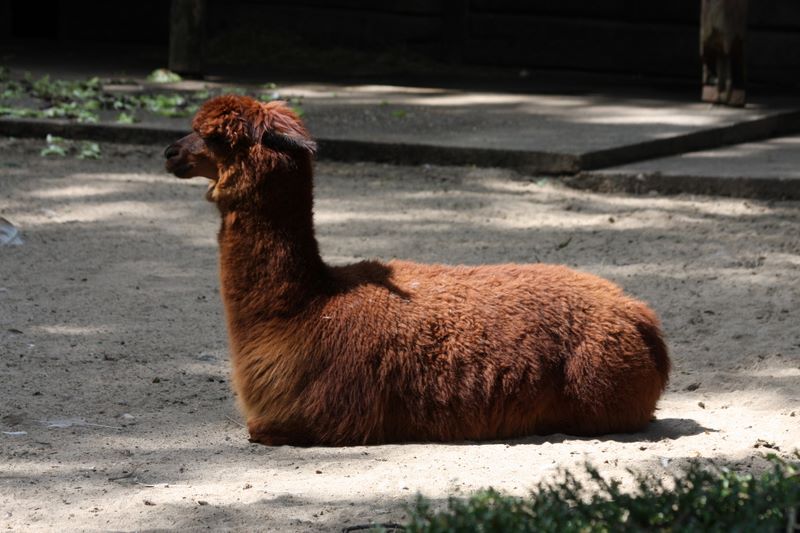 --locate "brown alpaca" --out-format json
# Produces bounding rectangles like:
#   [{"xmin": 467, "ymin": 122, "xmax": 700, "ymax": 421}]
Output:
[{"xmin": 164, "ymin": 95, "xmax": 670, "ymax": 446}]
